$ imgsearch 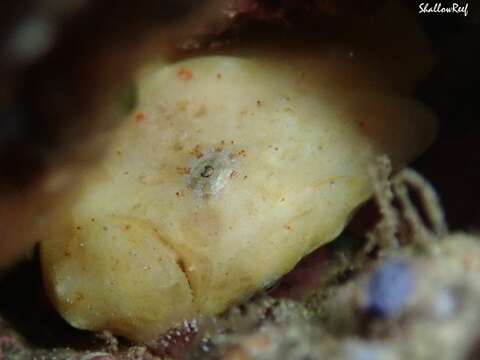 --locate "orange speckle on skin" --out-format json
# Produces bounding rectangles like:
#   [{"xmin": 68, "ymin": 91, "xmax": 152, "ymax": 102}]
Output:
[
  {"xmin": 176, "ymin": 167, "xmax": 191, "ymax": 175},
  {"xmin": 177, "ymin": 68, "xmax": 193, "ymax": 81},
  {"xmin": 215, "ymin": 141, "xmax": 226, "ymax": 152},
  {"xmin": 134, "ymin": 112, "xmax": 145, "ymax": 123},
  {"xmin": 140, "ymin": 175, "xmax": 161, "ymax": 185},
  {"xmin": 194, "ymin": 105, "xmax": 207, "ymax": 118},
  {"xmin": 191, "ymin": 145, "xmax": 204, "ymax": 159},
  {"xmin": 312, "ymin": 176, "xmax": 350, "ymax": 191},
  {"xmin": 74, "ymin": 293, "xmax": 85, "ymax": 302},
  {"xmin": 463, "ymin": 256, "xmax": 473, "ymax": 269}
]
